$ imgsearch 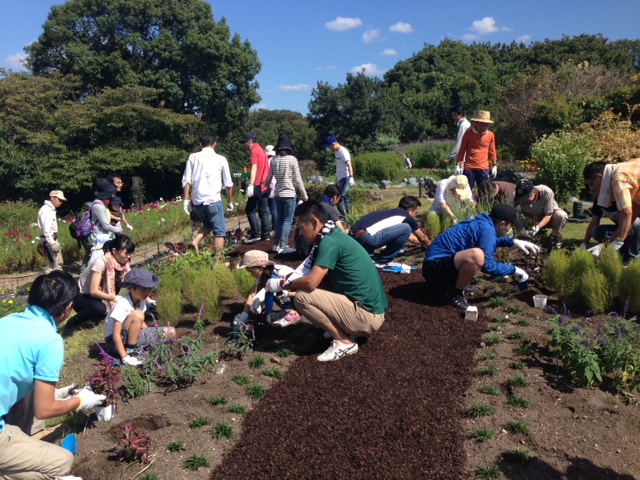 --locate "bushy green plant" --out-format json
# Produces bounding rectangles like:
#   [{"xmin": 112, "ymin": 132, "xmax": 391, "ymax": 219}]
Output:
[
  {"xmin": 233, "ymin": 268, "xmax": 255, "ymax": 298},
  {"xmin": 425, "ymin": 212, "xmax": 441, "ymax": 239},
  {"xmin": 399, "ymin": 140, "xmax": 455, "ymax": 169},
  {"xmin": 352, "ymin": 152, "xmax": 404, "ymax": 182},
  {"xmin": 212, "ymin": 422, "xmax": 234, "ymax": 440},
  {"xmin": 213, "ymin": 262, "xmax": 236, "ymax": 298},
  {"xmin": 597, "ymin": 246, "xmax": 623, "ymax": 292},
  {"xmin": 155, "ymin": 274, "xmax": 183, "ymax": 326},
  {"xmin": 619, "ymin": 258, "xmax": 640, "ymax": 313},
  {"xmin": 561, "ymin": 248, "xmax": 596, "ymax": 307},
  {"xmin": 581, "ymin": 269, "xmax": 612, "ymax": 314},
  {"xmin": 183, "ymin": 454, "xmax": 210, "ymax": 471}
]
